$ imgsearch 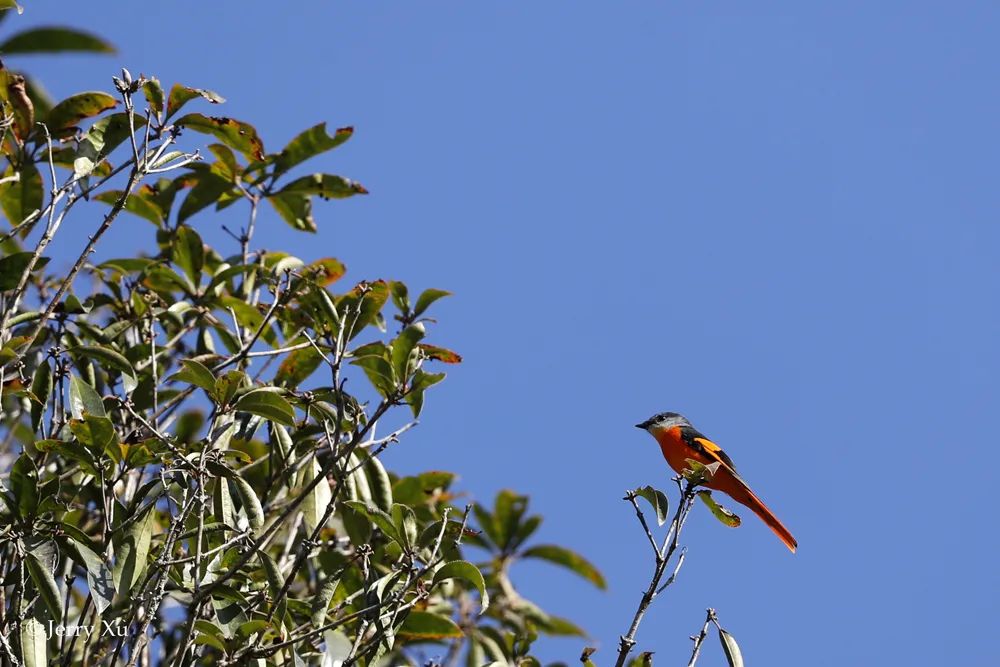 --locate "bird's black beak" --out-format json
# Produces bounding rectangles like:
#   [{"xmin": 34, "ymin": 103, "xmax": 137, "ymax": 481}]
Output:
[{"xmin": 635, "ymin": 421, "xmax": 649, "ymax": 430}]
